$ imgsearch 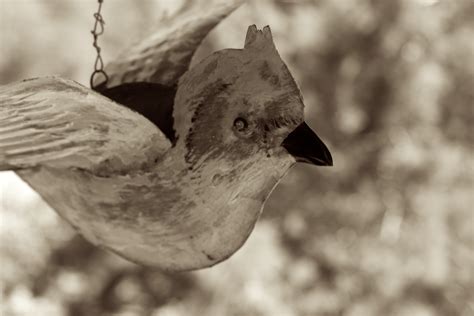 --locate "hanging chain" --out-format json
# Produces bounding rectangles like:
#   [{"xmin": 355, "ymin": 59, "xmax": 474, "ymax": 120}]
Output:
[{"xmin": 90, "ymin": 0, "xmax": 108, "ymax": 90}]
